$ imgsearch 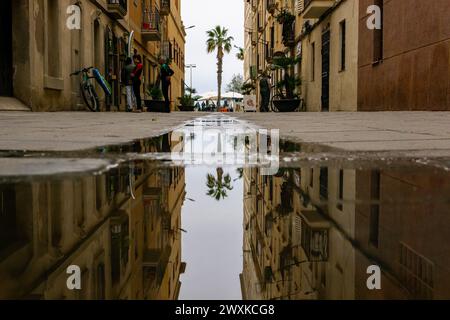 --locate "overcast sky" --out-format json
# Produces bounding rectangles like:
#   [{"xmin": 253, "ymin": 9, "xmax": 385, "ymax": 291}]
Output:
[{"xmin": 182, "ymin": 0, "xmax": 244, "ymax": 94}]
